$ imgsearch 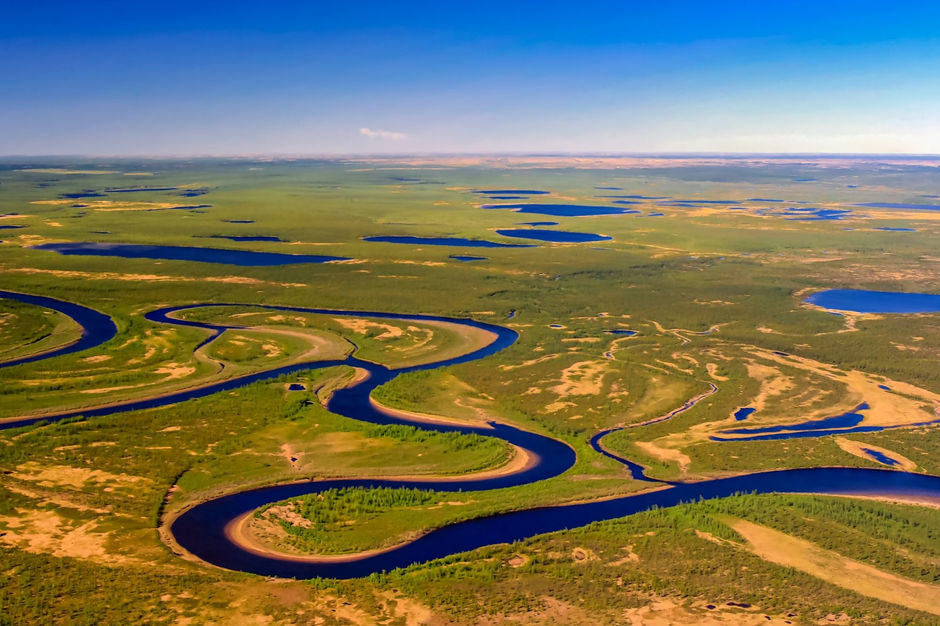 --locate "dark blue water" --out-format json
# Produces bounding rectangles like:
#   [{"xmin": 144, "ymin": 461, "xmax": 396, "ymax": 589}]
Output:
[
  {"xmin": 224, "ymin": 220, "xmax": 255, "ymax": 224},
  {"xmin": 106, "ymin": 187, "xmax": 179, "ymax": 193},
  {"xmin": 647, "ymin": 212, "xmax": 665, "ymax": 217},
  {"xmin": 0, "ymin": 225, "xmax": 26, "ymax": 230},
  {"xmin": 805, "ymin": 289, "xmax": 940, "ymax": 313},
  {"xmin": 852, "ymin": 202, "xmax": 940, "ymax": 211},
  {"xmin": 594, "ymin": 186, "xmax": 622, "ymax": 190},
  {"xmin": 173, "ymin": 467, "xmax": 940, "ymax": 579},
  {"xmin": 287, "ymin": 383, "xmax": 306, "ymax": 391},
  {"xmin": 779, "ymin": 208, "xmax": 853, "ymax": 221},
  {"xmin": 604, "ymin": 329, "xmax": 637, "ymax": 336},
  {"xmin": 873, "ymin": 227, "xmax": 915, "ymax": 232},
  {"xmin": 60, "ymin": 191, "xmax": 106, "ymax": 199},
  {"xmin": 612, "ymin": 200, "xmax": 642, "ymax": 205},
  {"xmin": 588, "ymin": 429, "xmax": 658, "ymax": 482},
  {"xmin": 208, "ymin": 235, "xmax": 286, "ymax": 242},
  {"xmin": 480, "ymin": 204, "xmax": 628, "ymax": 217},
  {"xmin": 472, "ymin": 190, "xmax": 550, "ymax": 195},
  {"xmin": 668, "ymin": 199, "xmax": 741, "ymax": 205},
  {"xmin": 862, "ymin": 448, "xmax": 900, "ymax": 467},
  {"xmin": 167, "ymin": 204, "xmax": 212, "ymax": 211},
  {"xmin": 449, "ymin": 255, "xmax": 487, "ymax": 262},
  {"xmin": 180, "ymin": 189, "xmax": 209, "ymax": 197},
  {"xmin": 747, "ymin": 198, "xmax": 784, "ymax": 202},
  {"xmin": 733, "ymin": 407, "xmax": 756, "ymax": 421},
  {"xmin": 599, "ymin": 195, "xmax": 667, "ymax": 200},
  {"xmin": 2, "ymin": 292, "xmax": 938, "ymax": 580},
  {"xmin": 0, "ymin": 291, "xmax": 117, "ymax": 369},
  {"xmin": 363, "ymin": 236, "xmax": 534, "ymax": 248},
  {"xmin": 32, "ymin": 242, "xmax": 351, "ymax": 266},
  {"xmin": 486, "ymin": 196, "xmax": 528, "ymax": 200},
  {"xmin": 719, "ymin": 403, "xmax": 868, "ymax": 436},
  {"xmin": 878, "ymin": 384, "xmax": 891, "ymax": 391},
  {"xmin": 793, "ymin": 178, "xmax": 818, "ymax": 182},
  {"xmin": 495, "ymin": 229, "xmax": 611, "ymax": 243},
  {"xmin": 517, "ymin": 221, "xmax": 558, "ymax": 227},
  {"xmin": 0, "ymin": 302, "xmax": 529, "ymax": 432}
]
